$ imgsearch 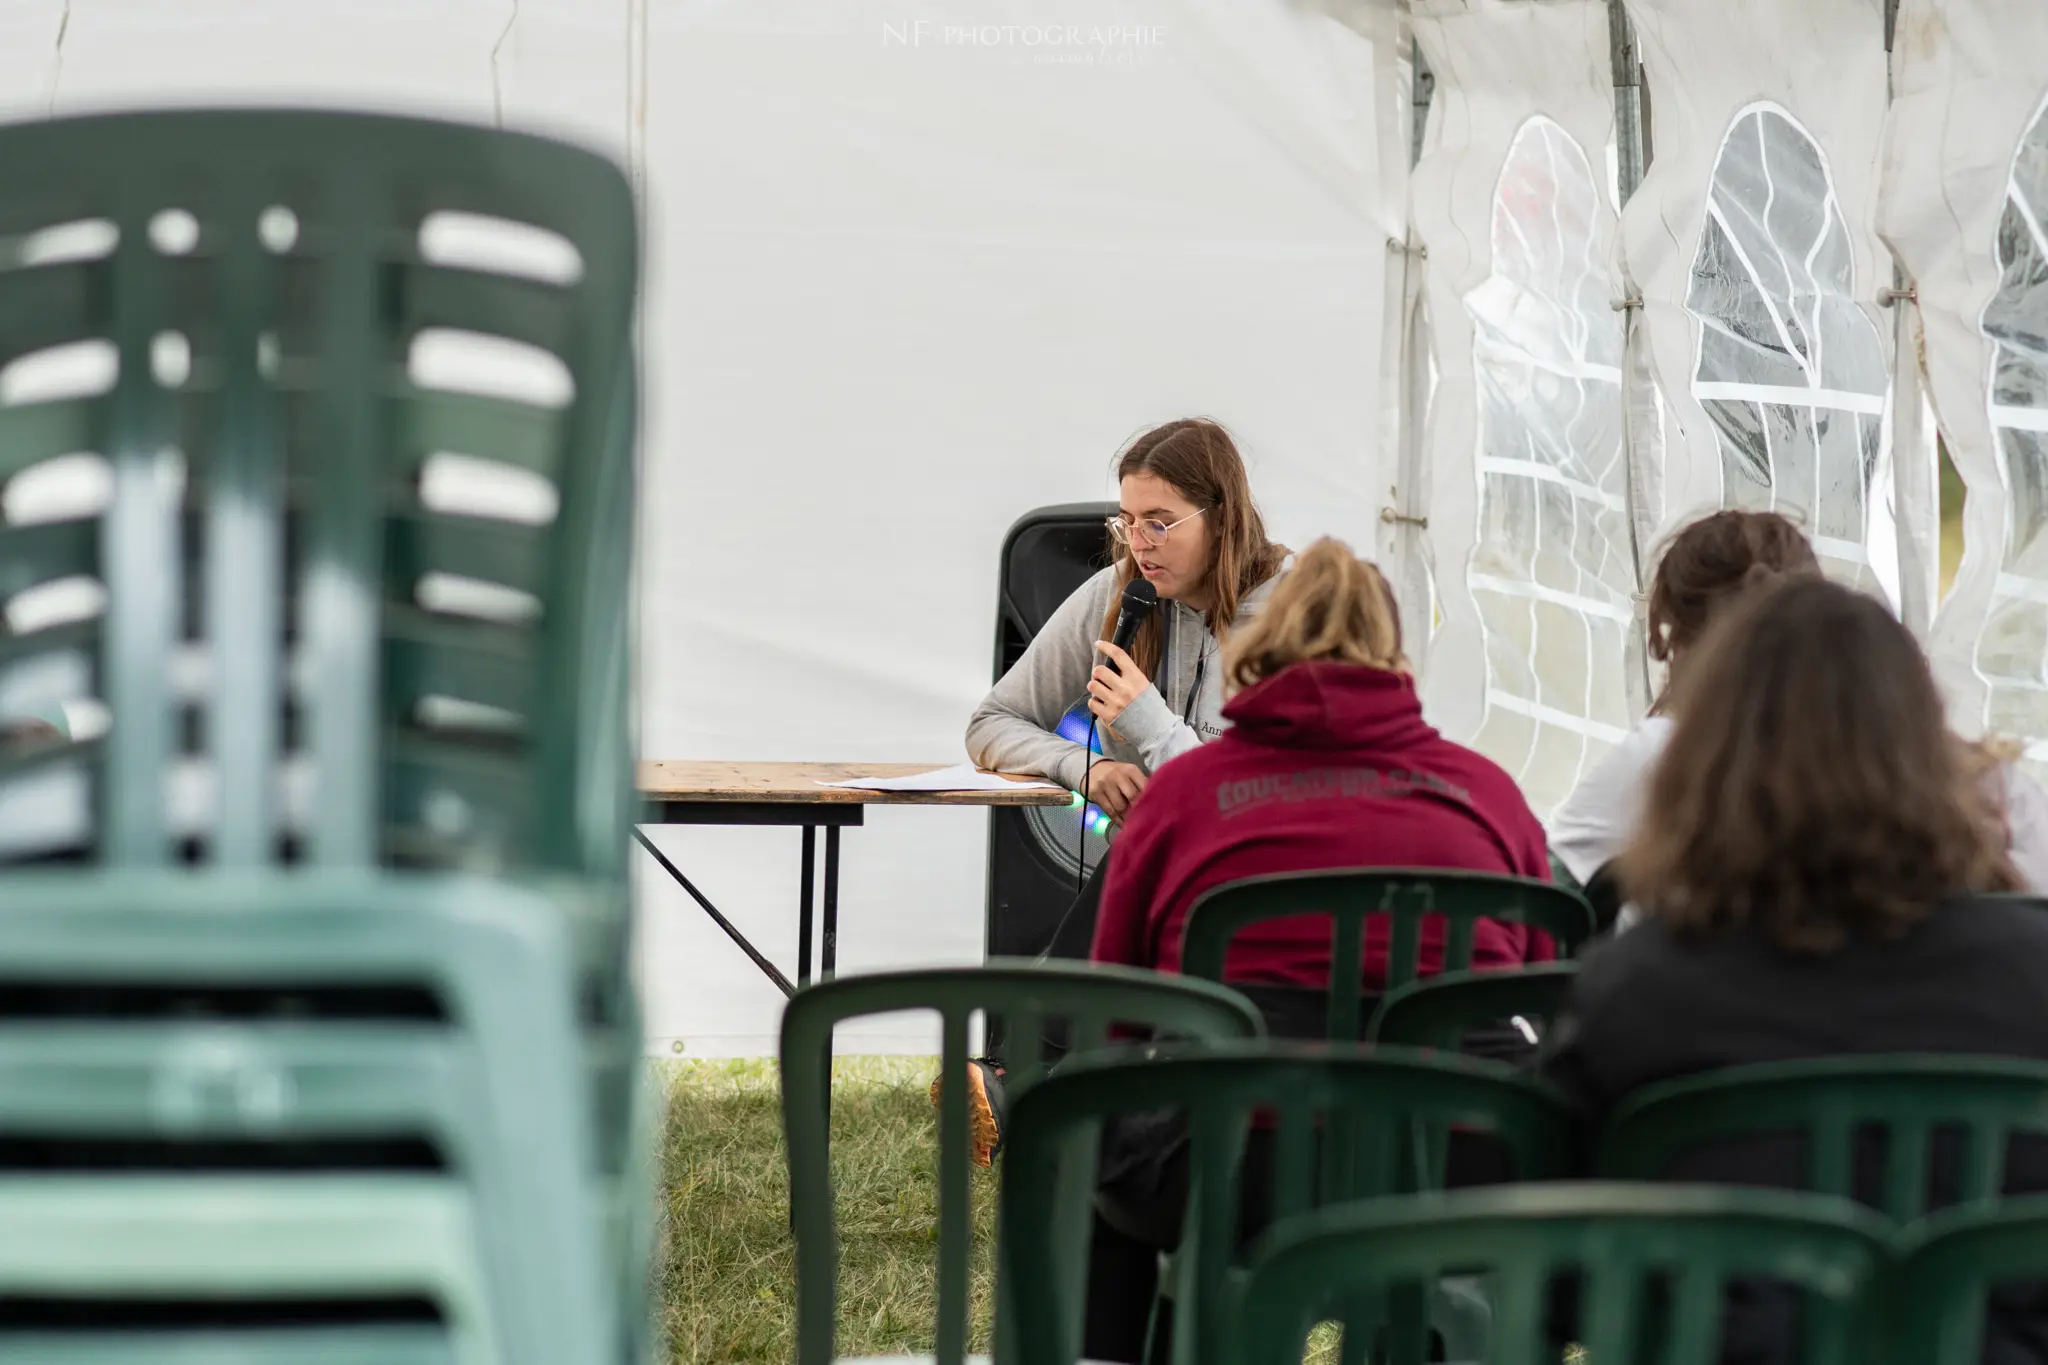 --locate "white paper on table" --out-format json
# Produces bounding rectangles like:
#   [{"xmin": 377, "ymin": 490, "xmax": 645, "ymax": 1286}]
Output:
[{"xmin": 817, "ymin": 763, "xmax": 1061, "ymax": 793}]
